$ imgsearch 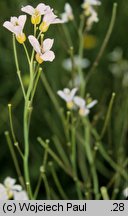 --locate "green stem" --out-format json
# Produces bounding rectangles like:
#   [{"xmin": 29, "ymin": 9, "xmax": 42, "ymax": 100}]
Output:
[
  {"xmin": 101, "ymin": 92, "xmax": 116, "ymax": 138},
  {"xmin": 14, "ymin": 142, "xmax": 24, "ymax": 160},
  {"xmin": 83, "ymin": 118, "xmax": 99, "ymax": 199},
  {"xmin": 92, "ymin": 129, "xmax": 128, "ymax": 180},
  {"xmin": 49, "ymin": 162, "xmax": 68, "ymax": 199},
  {"xmin": 31, "ymin": 68, "xmax": 42, "ymax": 102},
  {"xmin": 13, "ymin": 35, "xmax": 26, "ymax": 99},
  {"xmin": 5, "ymin": 131, "xmax": 25, "ymax": 188},
  {"xmin": 8, "ymin": 104, "xmax": 17, "ymax": 143},
  {"xmin": 86, "ymin": 3, "xmax": 118, "ymax": 82},
  {"xmin": 78, "ymin": 15, "xmax": 85, "ymax": 96},
  {"xmin": 23, "ymin": 43, "xmax": 31, "ymax": 64},
  {"xmin": 41, "ymin": 172, "xmax": 51, "ymax": 199},
  {"xmin": 34, "ymin": 140, "xmax": 49, "ymax": 199},
  {"xmin": 70, "ymin": 116, "xmax": 83, "ymax": 199},
  {"xmin": 23, "ymin": 53, "xmax": 35, "ymax": 200}
]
